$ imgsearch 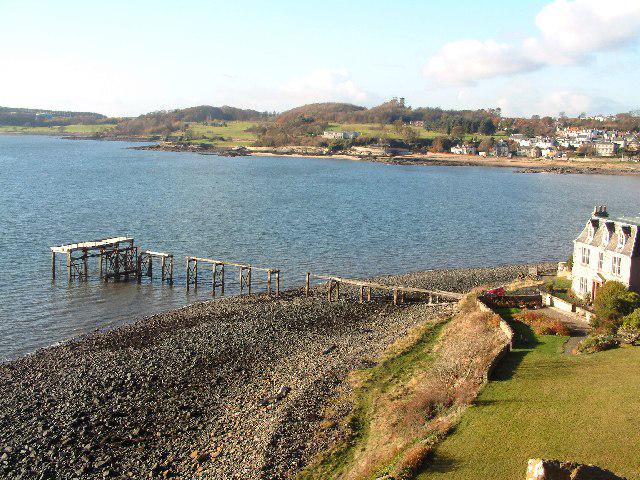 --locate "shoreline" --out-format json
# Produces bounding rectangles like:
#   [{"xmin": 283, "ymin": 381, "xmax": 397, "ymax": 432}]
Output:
[
  {"xmin": 0, "ymin": 263, "xmax": 553, "ymax": 479},
  {"xmin": 3, "ymin": 131, "xmax": 639, "ymax": 176}
]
